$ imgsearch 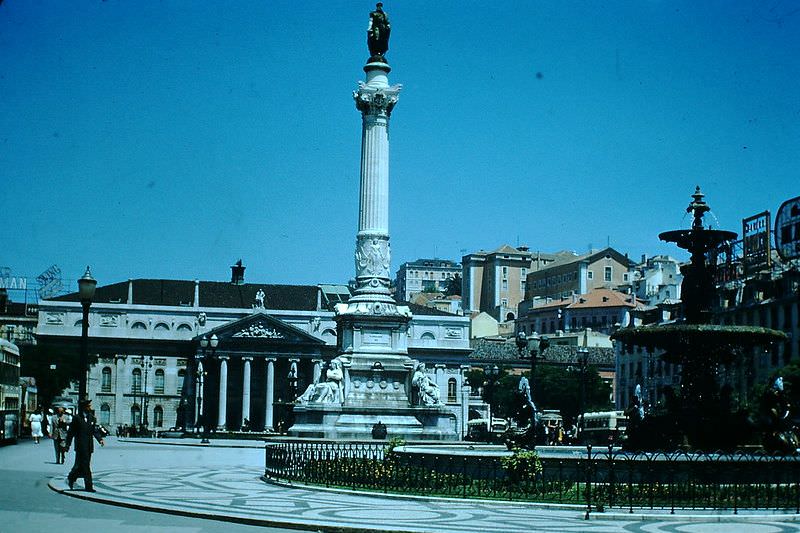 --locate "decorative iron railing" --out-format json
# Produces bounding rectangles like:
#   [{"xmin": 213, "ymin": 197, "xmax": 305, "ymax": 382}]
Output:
[{"xmin": 264, "ymin": 441, "xmax": 800, "ymax": 515}]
